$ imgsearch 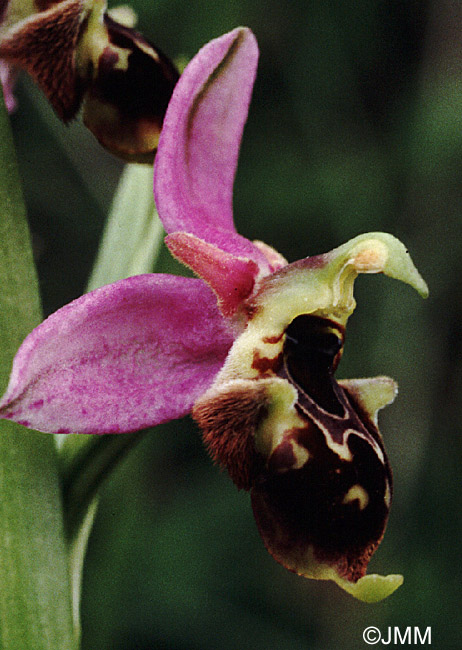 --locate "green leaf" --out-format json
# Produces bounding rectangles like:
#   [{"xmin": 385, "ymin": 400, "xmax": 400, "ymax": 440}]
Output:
[
  {"xmin": 0, "ymin": 89, "xmax": 77, "ymax": 648},
  {"xmin": 58, "ymin": 161, "xmax": 163, "ymax": 623},
  {"xmin": 60, "ymin": 161, "xmax": 164, "ymax": 540},
  {"xmin": 87, "ymin": 163, "xmax": 163, "ymax": 291},
  {"xmin": 59, "ymin": 431, "xmax": 148, "ymax": 540}
]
